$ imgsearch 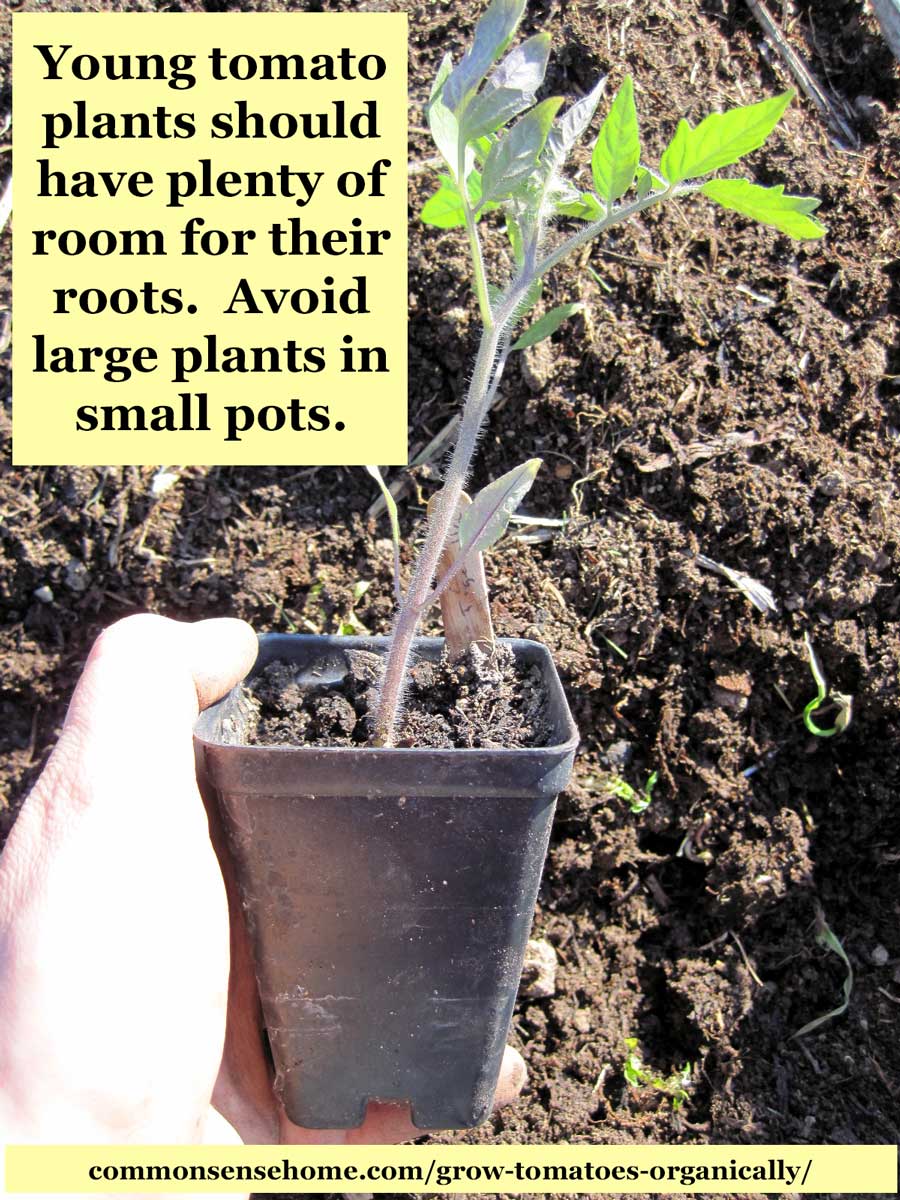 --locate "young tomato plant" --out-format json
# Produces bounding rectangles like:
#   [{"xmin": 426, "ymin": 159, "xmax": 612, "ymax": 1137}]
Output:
[{"xmin": 369, "ymin": 0, "xmax": 823, "ymax": 747}]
